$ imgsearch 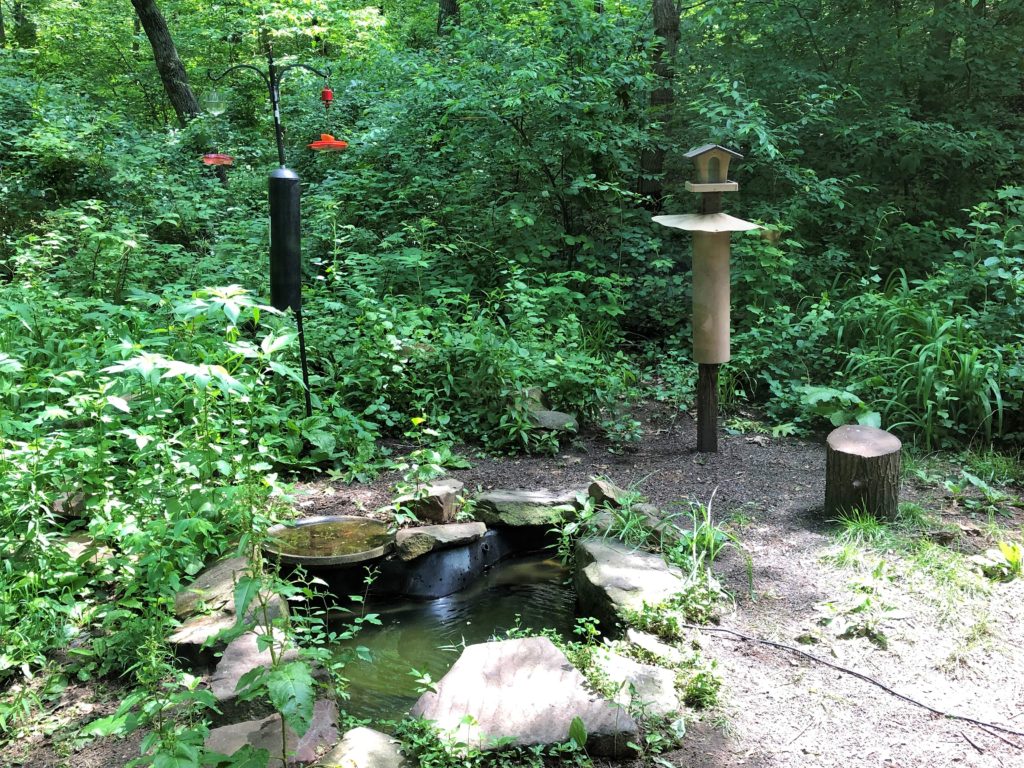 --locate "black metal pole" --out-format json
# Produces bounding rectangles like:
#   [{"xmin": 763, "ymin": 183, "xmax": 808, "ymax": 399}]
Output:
[
  {"xmin": 266, "ymin": 45, "xmax": 288, "ymax": 168},
  {"xmin": 210, "ymin": 50, "xmax": 330, "ymax": 421}
]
